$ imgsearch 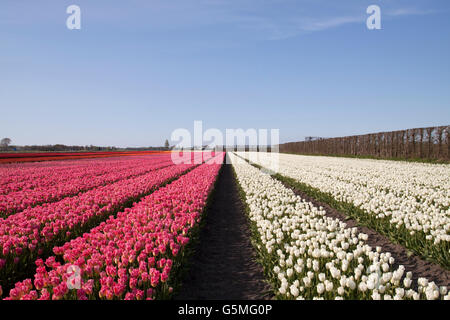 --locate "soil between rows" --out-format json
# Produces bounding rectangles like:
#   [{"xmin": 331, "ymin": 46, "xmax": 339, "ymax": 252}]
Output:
[
  {"xmin": 276, "ymin": 179, "xmax": 450, "ymax": 289},
  {"xmin": 175, "ymin": 163, "xmax": 273, "ymax": 300}
]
